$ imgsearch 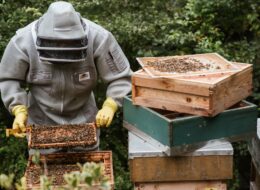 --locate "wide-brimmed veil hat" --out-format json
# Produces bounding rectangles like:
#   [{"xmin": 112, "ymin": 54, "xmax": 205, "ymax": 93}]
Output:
[
  {"xmin": 35, "ymin": 1, "xmax": 88, "ymax": 63},
  {"xmin": 37, "ymin": 1, "xmax": 85, "ymax": 40}
]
